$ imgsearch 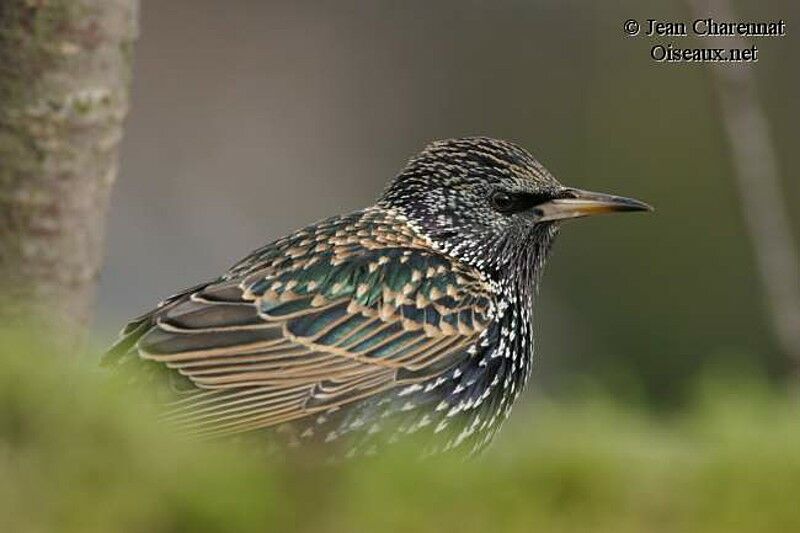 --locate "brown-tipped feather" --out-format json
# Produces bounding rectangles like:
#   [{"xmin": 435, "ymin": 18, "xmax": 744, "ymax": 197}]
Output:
[{"xmin": 104, "ymin": 208, "xmax": 493, "ymax": 438}]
